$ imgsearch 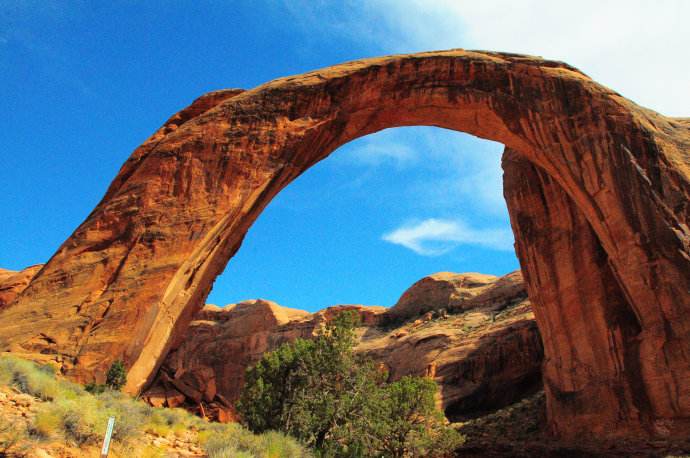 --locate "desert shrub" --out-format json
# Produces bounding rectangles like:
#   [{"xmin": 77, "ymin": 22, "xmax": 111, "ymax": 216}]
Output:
[
  {"xmin": 84, "ymin": 381, "xmax": 108, "ymax": 394},
  {"xmin": 376, "ymin": 376, "xmax": 463, "ymax": 457},
  {"xmin": 106, "ymin": 360, "xmax": 127, "ymax": 391},
  {"xmin": 0, "ymin": 355, "xmax": 83, "ymax": 401},
  {"xmin": 84, "ymin": 359, "xmax": 128, "ymax": 394},
  {"xmin": 136, "ymin": 444, "xmax": 167, "ymax": 458},
  {"xmin": 146, "ymin": 406, "xmax": 203, "ymax": 437},
  {"xmin": 33, "ymin": 397, "xmax": 108, "ymax": 445},
  {"xmin": 260, "ymin": 430, "xmax": 312, "ymax": 458},
  {"xmin": 238, "ymin": 310, "xmax": 463, "ymax": 457},
  {"xmin": 198, "ymin": 422, "xmax": 310, "ymax": 458},
  {"xmin": 97, "ymin": 390, "xmax": 150, "ymax": 442}
]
